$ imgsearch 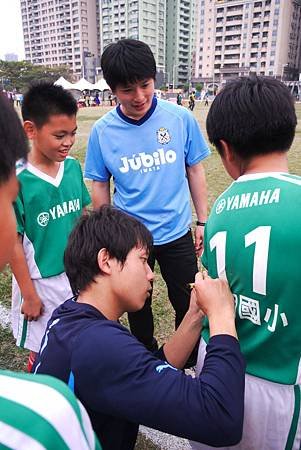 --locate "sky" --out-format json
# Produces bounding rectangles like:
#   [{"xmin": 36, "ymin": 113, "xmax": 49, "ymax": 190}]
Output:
[{"xmin": 0, "ymin": 0, "xmax": 25, "ymax": 60}]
